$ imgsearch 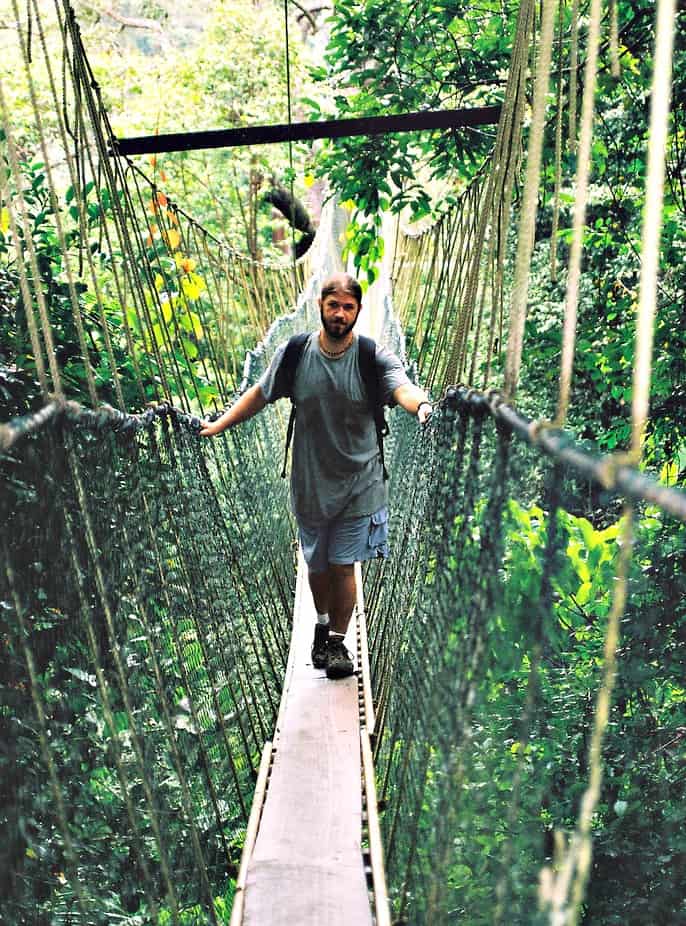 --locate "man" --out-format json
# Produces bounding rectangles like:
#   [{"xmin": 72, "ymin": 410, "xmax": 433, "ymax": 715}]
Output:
[{"xmin": 200, "ymin": 272, "xmax": 432, "ymax": 679}]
